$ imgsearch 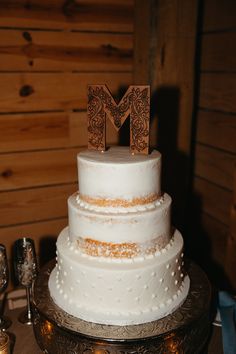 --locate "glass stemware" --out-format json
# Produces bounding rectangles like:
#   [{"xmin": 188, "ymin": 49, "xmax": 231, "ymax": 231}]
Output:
[
  {"xmin": 0, "ymin": 244, "xmax": 12, "ymax": 331},
  {"xmin": 14, "ymin": 238, "xmax": 38, "ymax": 325}
]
